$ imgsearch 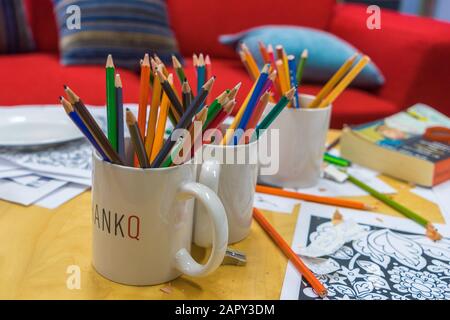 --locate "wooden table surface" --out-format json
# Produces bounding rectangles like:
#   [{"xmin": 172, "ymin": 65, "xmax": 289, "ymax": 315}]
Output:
[{"xmin": 0, "ymin": 130, "xmax": 445, "ymax": 299}]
